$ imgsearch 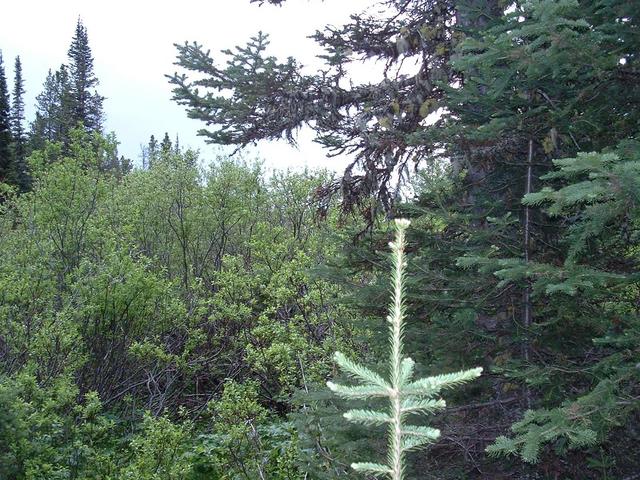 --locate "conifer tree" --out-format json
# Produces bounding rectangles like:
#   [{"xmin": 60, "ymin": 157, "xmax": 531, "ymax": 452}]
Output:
[
  {"xmin": 0, "ymin": 51, "xmax": 13, "ymax": 185},
  {"xmin": 484, "ymin": 141, "xmax": 640, "ymax": 464},
  {"xmin": 327, "ymin": 219, "xmax": 482, "ymax": 479},
  {"xmin": 30, "ymin": 20, "xmax": 104, "ymax": 151},
  {"xmin": 10, "ymin": 56, "xmax": 28, "ymax": 190},
  {"xmin": 147, "ymin": 134, "xmax": 158, "ymax": 168},
  {"xmin": 349, "ymin": 1, "xmax": 639, "ymax": 475},
  {"xmin": 173, "ymin": 134, "xmax": 180, "ymax": 155},
  {"xmin": 30, "ymin": 66, "xmax": 74, "ymax": 150},
  {"xmin": 168, "ymin": 0, "xmax": 501, "ymax": 213},
  {"xmin": 67, "ymin": 18, "xmax": 104, "ymax": 133},
  {"xmin": 31, "ymin": 69, "xmax": 57, "ymax": 147},
  {"xmin": 160, "ymin": 132, "xmax": 172, "ymax": 157}
]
